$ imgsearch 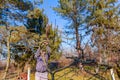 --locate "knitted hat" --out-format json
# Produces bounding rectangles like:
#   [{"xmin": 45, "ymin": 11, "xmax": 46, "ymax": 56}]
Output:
[{"xmin": 41, "ymin": 45, "xmax": 47, "ymax": 52}]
